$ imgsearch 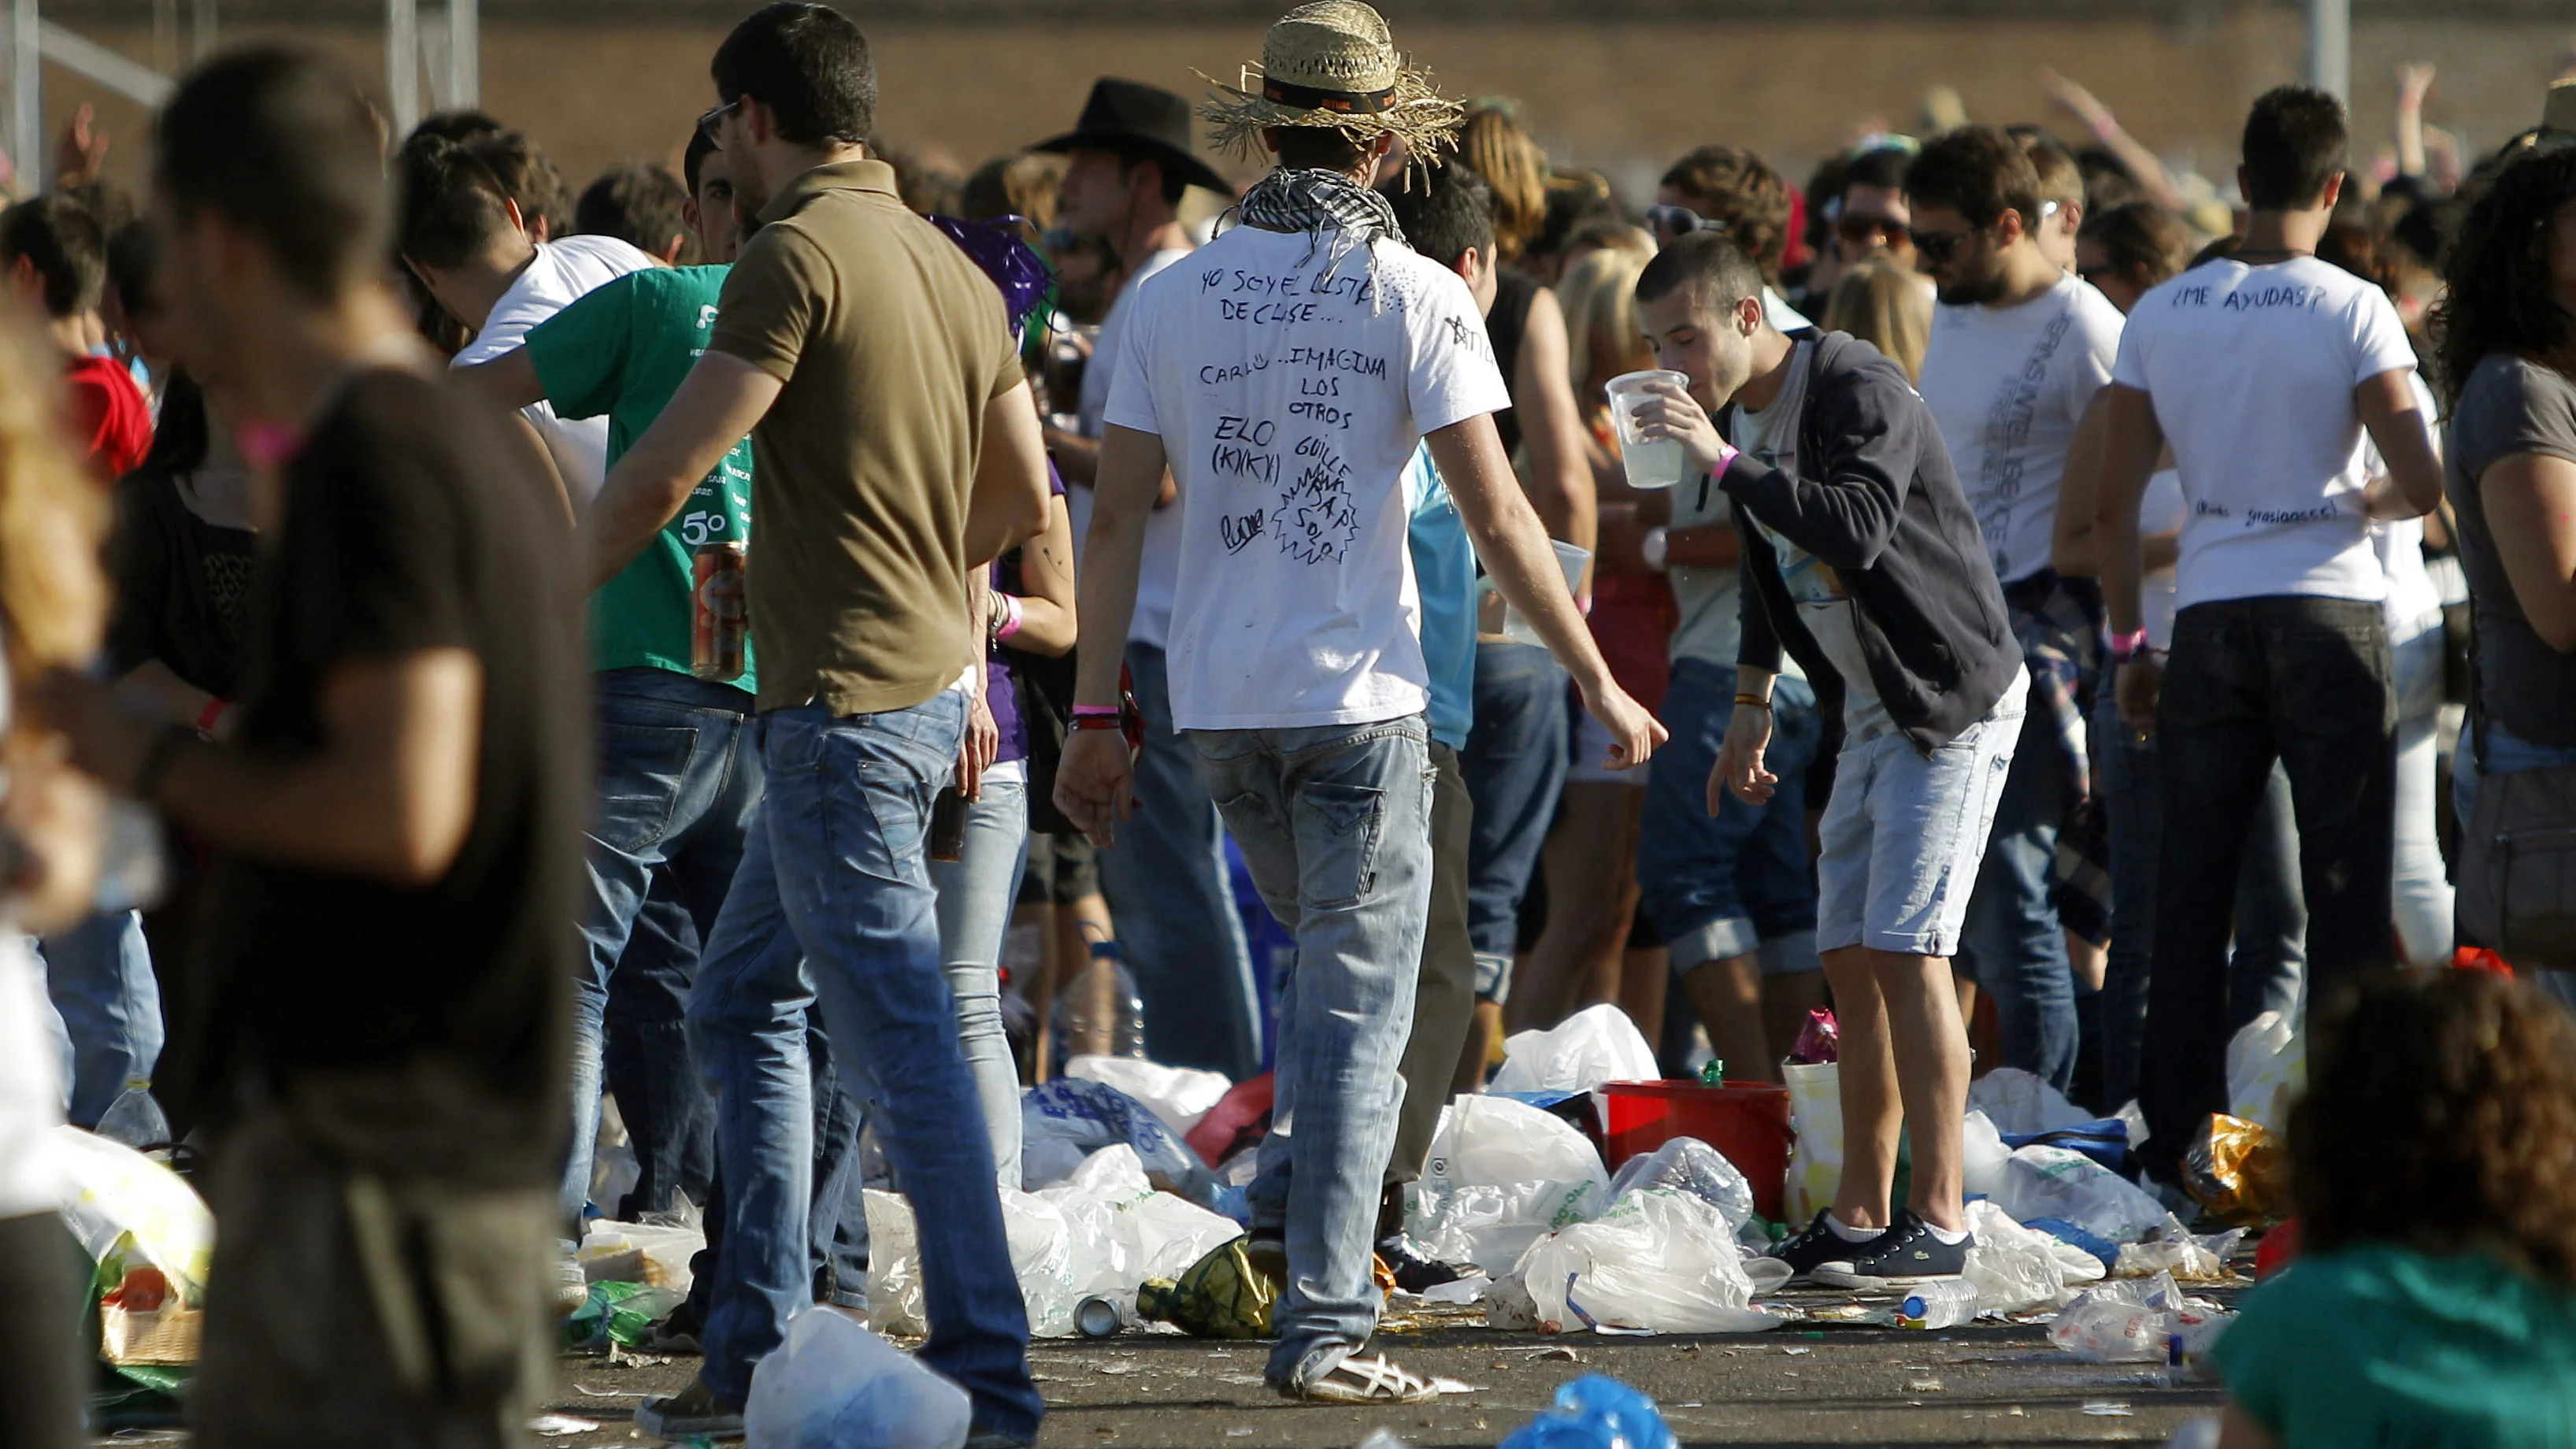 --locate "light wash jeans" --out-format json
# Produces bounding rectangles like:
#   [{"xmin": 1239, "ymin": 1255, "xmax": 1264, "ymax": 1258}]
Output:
[
  {"xmin": 1097, "ymin": 643, "xmax": 1263, "ymax": 1079},
  {"xmin": 2389, "ymin": 620, "xmax": 2453, "ymax": 966},
  {"xmin": 35, "ymin": 910, "xmax": 160, "ymax": 1128},
  {"xmin": 687, "ymin": 695, "xmax": 1040, "ymax": 1438},
  {"xmin": 928, "ymin": 760, "xmax": 1030, "ymax": 1191},
  {"xmin": 565, "ymin": 669, "xmax": 765, "ymax": 1226},
  {"xmin": 1192, "ymin": 715, "xmax": 1434, "ymax": 1392}
]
